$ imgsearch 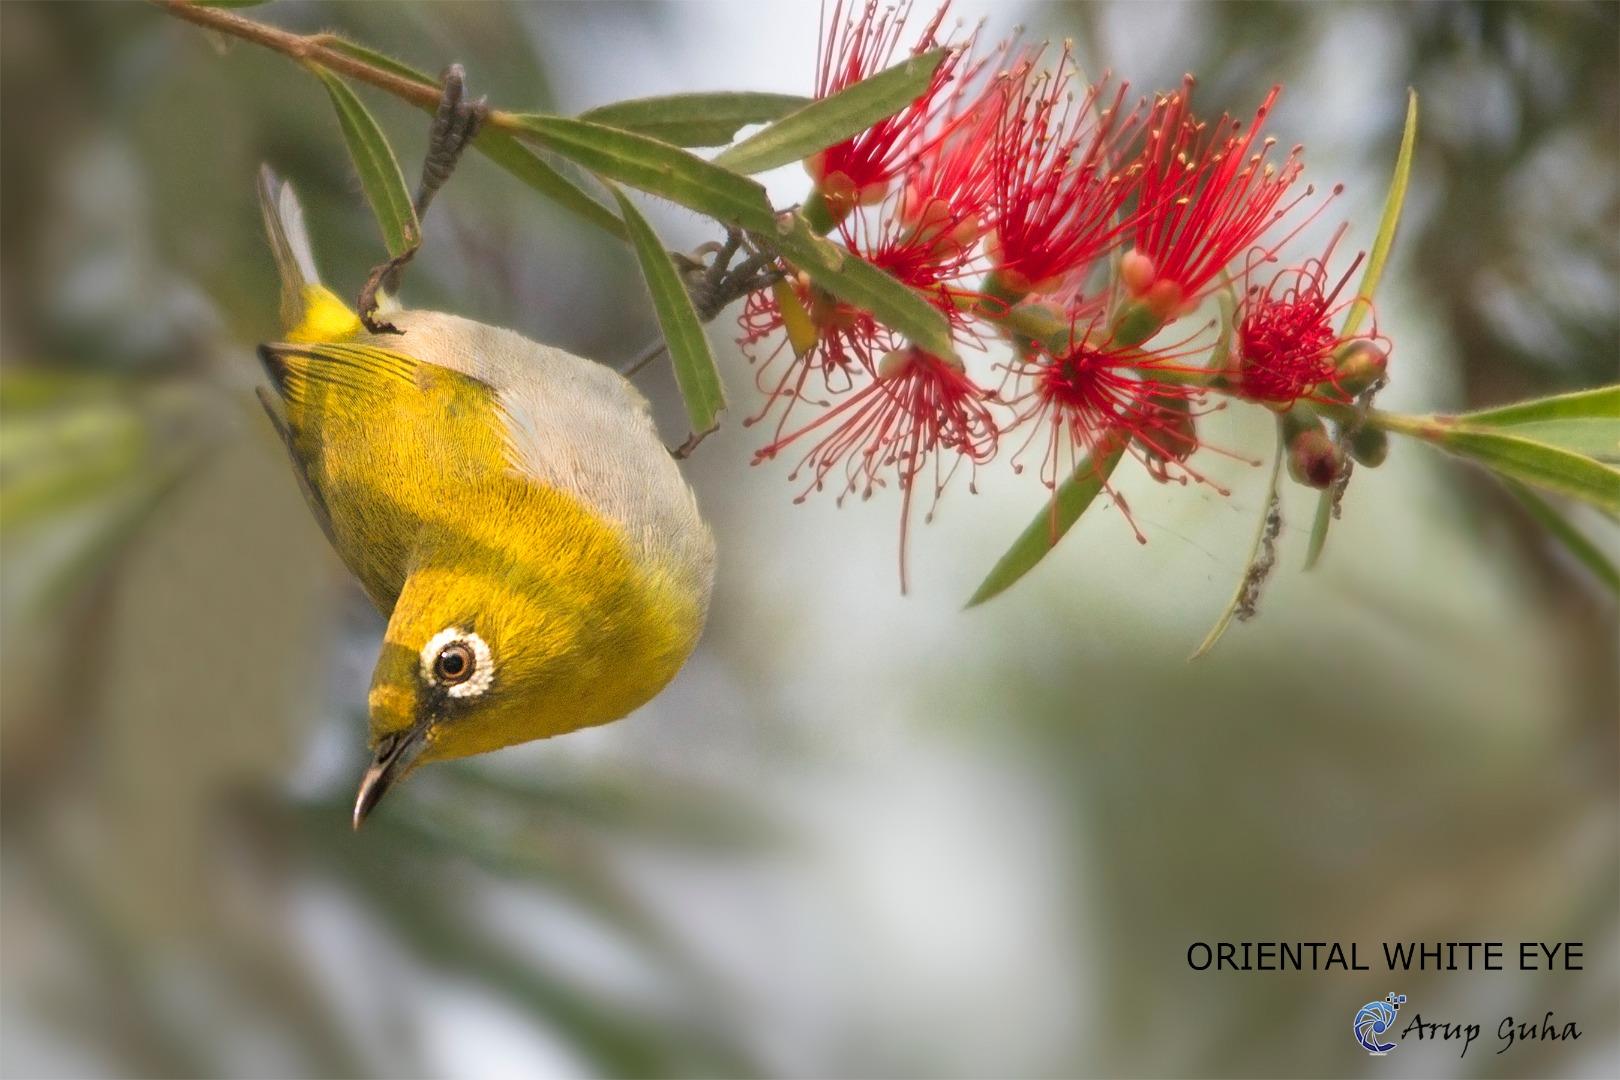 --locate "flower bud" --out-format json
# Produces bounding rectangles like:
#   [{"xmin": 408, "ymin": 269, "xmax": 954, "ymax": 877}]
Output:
[
  {"xmin": 809, "ymin": 287, "xmax": 858, "ymax": 333},
  {"xmin": 1143, "ymin": 278, "xmax": 1185, "ymax": 318},
  {"xmin": 1348, "ymin": 424, "xmax": 1389, "ymax": 468},
  {"xmin": 981, "ymin": 264, "xmax": 1033, "ymax": 307},
  {"xmin": 803, "ymin": 149, "xmax": 829, "ymax": 184},
  {"xmin": 1137, "ymin": 394, "xmax": 1199, "ymax": 477},
  {"xmin": 1332, "ymin": 340, "xmax": 1388, "ymax": 396},
  {"xmin": 1111, "ymin": 301, "xmax": 1166, "ymax": 348},
  {"xmin": 876, "ymin": 348, "xmax": 912, "ymax": 381},
  {"xmin": 1287, "ymin": 426, "xmax": 1345, "ymax": 489},
  {"xmin": 804, "ymin": 172, "xmax": 887, "ymax": 233},
  {"xmin": 998, "ymin": 298, "xmax": 1065, "ymax": 358},
  {"xmin": 1121, "ymin": 250, "xmax": 1156, "ymax": 295}
]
